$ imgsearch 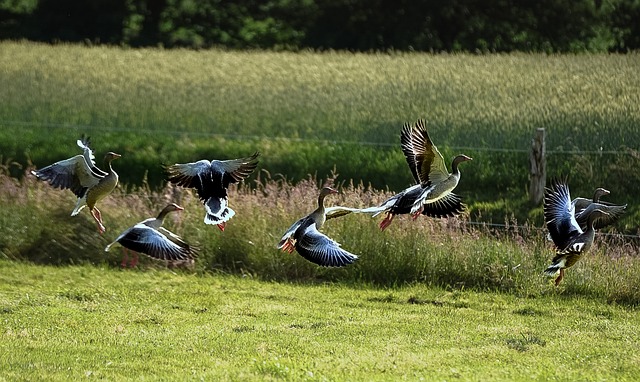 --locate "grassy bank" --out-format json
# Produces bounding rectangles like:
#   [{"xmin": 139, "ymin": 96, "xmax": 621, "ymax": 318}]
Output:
[
  {"xmin": 1, "ymin": 261, "xmax": 639, "ymax": 381},
  {"xmin": 0, "ymin": 42, "xmax": 639, "ymax": 226}
]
